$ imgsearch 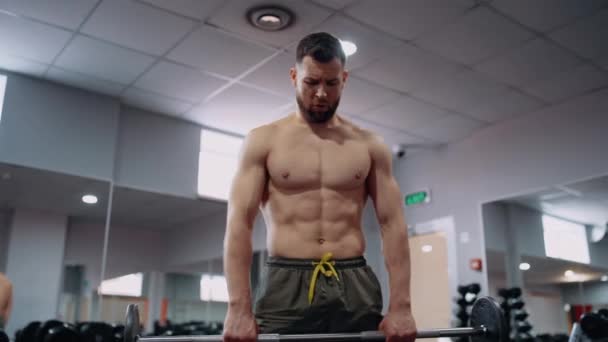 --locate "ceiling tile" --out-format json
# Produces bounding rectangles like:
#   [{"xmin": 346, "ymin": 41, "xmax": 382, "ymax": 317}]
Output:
[
  {"xmin": 0, "ymin": 54, "xmax": 48, "ymax": 78},
  {"xmin": 54, "ymin": 35, "xmax": 156, "ymax": 84},
  {"xmin": 465, "ymin": 88, "xmax": 544, "ymax": 122},
  {"xmin": 139, "ymin": 0, "xmax": 224, "ymax": 21},
  {"xmin": 353, "ymin": 42, "xmax": 462, "ymax": 93},
  {"xmin": 345, "ymin": 0, "xmax": 472, "ymax": 41},
  {"xmin": 46, "ymin": 66, "xmax": 126, "ymax": 97},
  {"xmin": 0, "ymin": 0, "xmax": 98, "ymax": 30},
  {"xmin": 239, "ymin": 52, "xmax": 295, "ymax": 98},
  {"xmin": 361, "ymin": 95, "xmax": 451, "ymax": 132},
  {"xmin": 346, "ymin": 115, "xmax": 433, "ymax": 147},
  {"xmin": 168, "ymin": 25, "xmax": 275, "ymax": 78},
  {"xmin": 81, "ymin": 0, "xmax": 197, "ymax": 56},
  {"xmin": 412, "ymin": 69, "xmax": 543, "ymax": 123},
  {"xmin": 414, "ymin": 114, "xmax": 486, "ymax": 143},
  {"xmin": 311, "ymin": 0, "xmax": 358, "ymax": 10},
  {"xmin": 339, "ymin": 76, "xmax": 401, "ymax": 116},
  {"xmin": 121, "ymin": 87, "xmax": 195, "ymax": 117},
  {"xmin": 0, "ymin": 11, "xmax": 72, "ymax": 64},
  {"xmin": 135, "ymin": 61, "xmax": 228, "ymax": 102},
  {"xmin": 523, "ymin": 64, "xmax": 608, "ymax": 103},
  {"xmin": 474, "ymin": 38, "xmax": 581, "ymax": 87},
  {"xmin": 207, "ymin": 0, "xmax": 332, "ymax": 48},
  {"xmin": 550, "ymin": 9, "xmax": 608, "ymax": 68},
  {"xmin": 311, "ymin": 14, "xmax": 403, "ymax": 71},
  {"xmin": 490, "ymin": 0, "xmax": 606, "ymax": 33},
  {"xmin": 184, "ymin": 84, "xmax": 288, "ymax": 135},
  {"xmin": 415, "ymin": 7, "xmax": 534, "ymax": 65}
]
